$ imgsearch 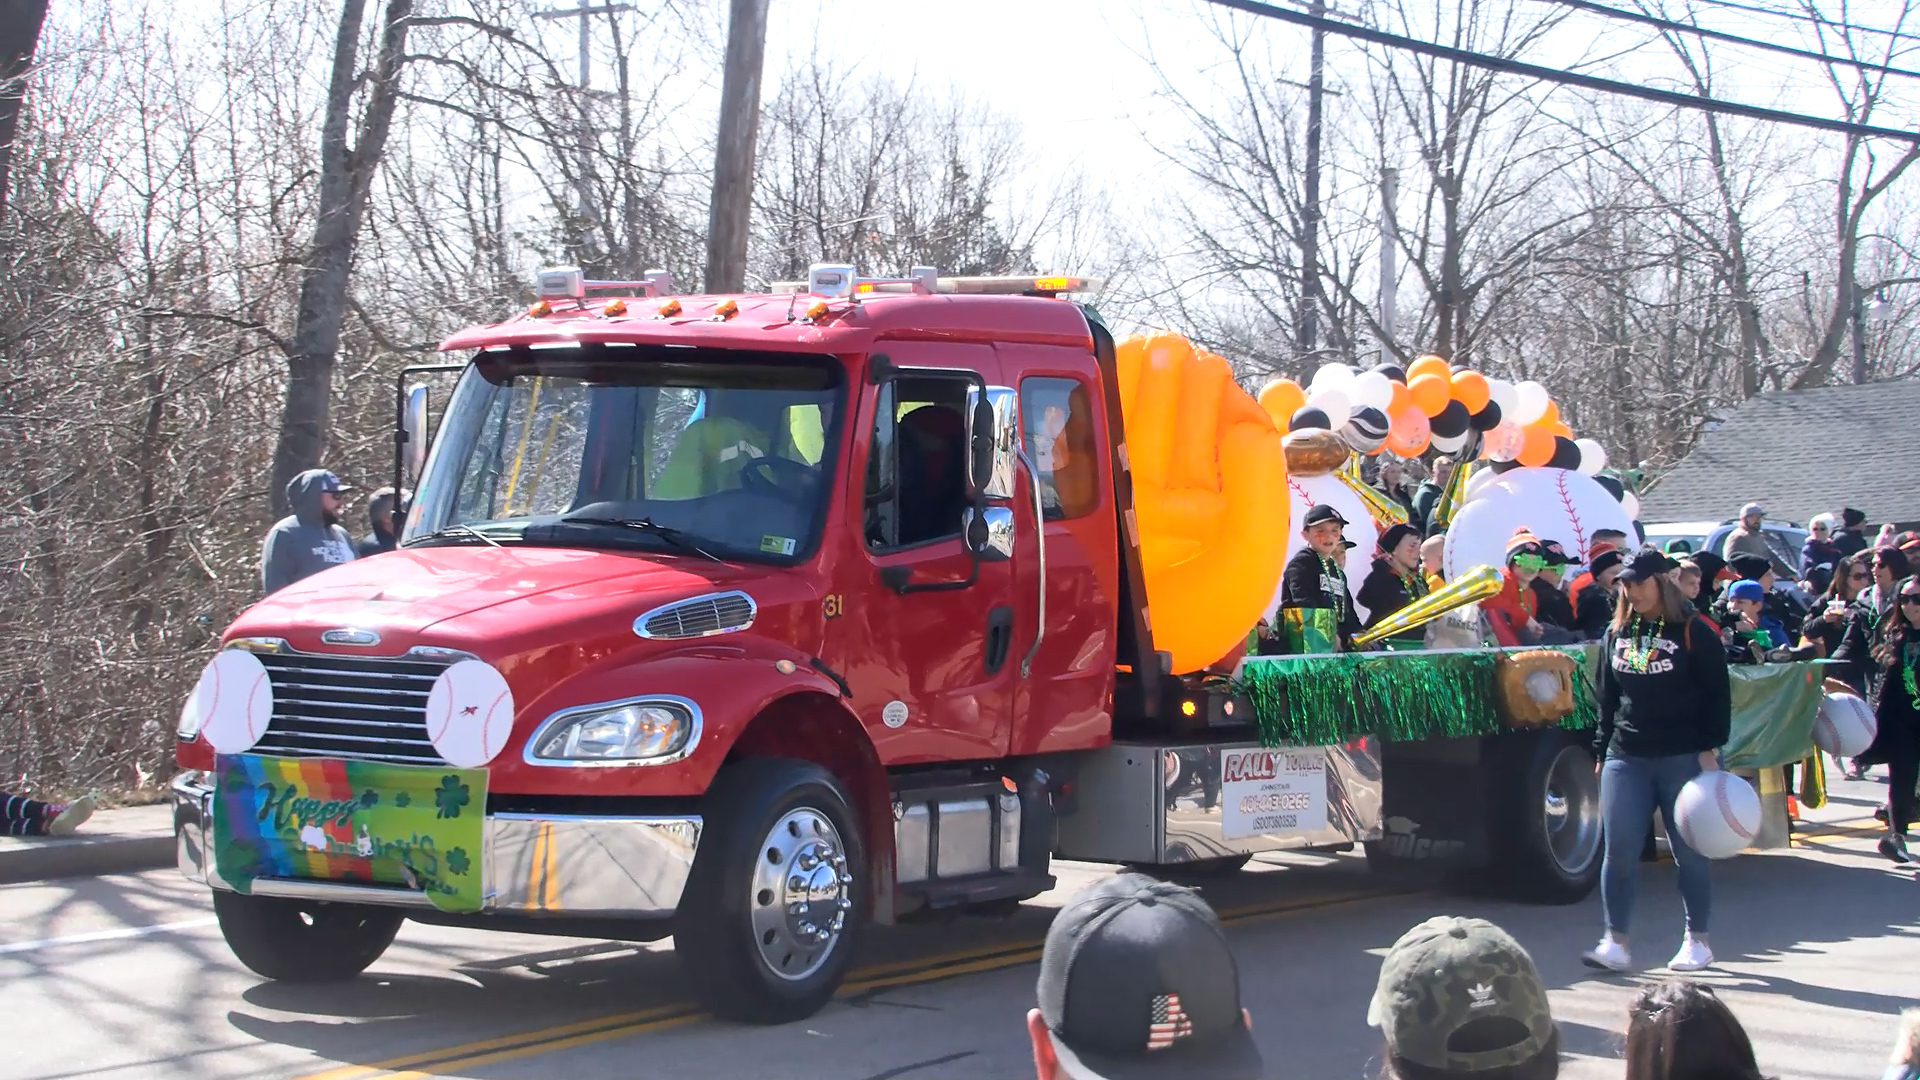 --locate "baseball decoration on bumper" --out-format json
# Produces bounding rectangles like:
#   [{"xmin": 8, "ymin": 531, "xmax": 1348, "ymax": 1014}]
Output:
[
  {"xmin": 187, "ymin": 648, "xmax": 276, "ymax": 754},
  {"xmin": 1674, "ymin": 771, "xmax": 1761, "ymax": 860},
  {"xmin": 425, "ymin": 659, "xmax": 516, "ymax": 768}
]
